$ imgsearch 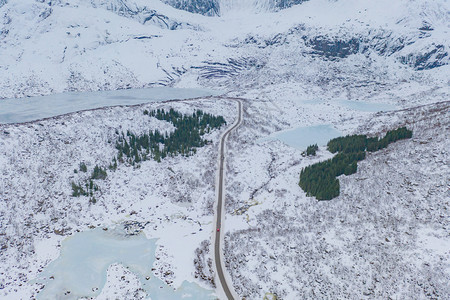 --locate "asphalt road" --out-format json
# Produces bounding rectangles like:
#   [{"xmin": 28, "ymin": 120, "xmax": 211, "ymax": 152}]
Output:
[{"xmin": 214, "ymin": 99, "xmax": 242, "ymax": 300}]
